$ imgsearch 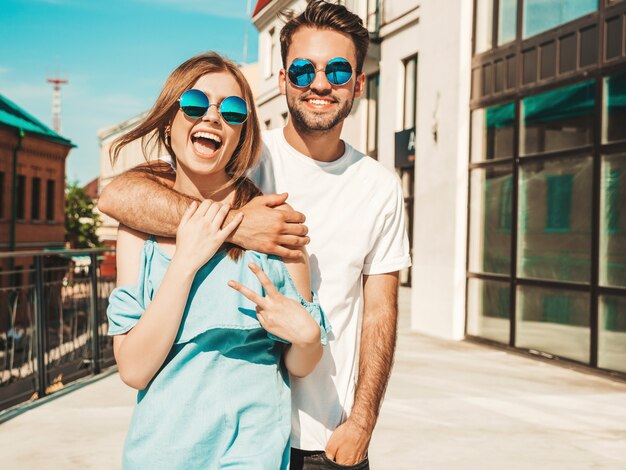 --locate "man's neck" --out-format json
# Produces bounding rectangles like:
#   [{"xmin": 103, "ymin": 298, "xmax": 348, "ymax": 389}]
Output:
[{"xmin": 283, "ymin": 122, "xmax": 346, "ymax": 163}]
